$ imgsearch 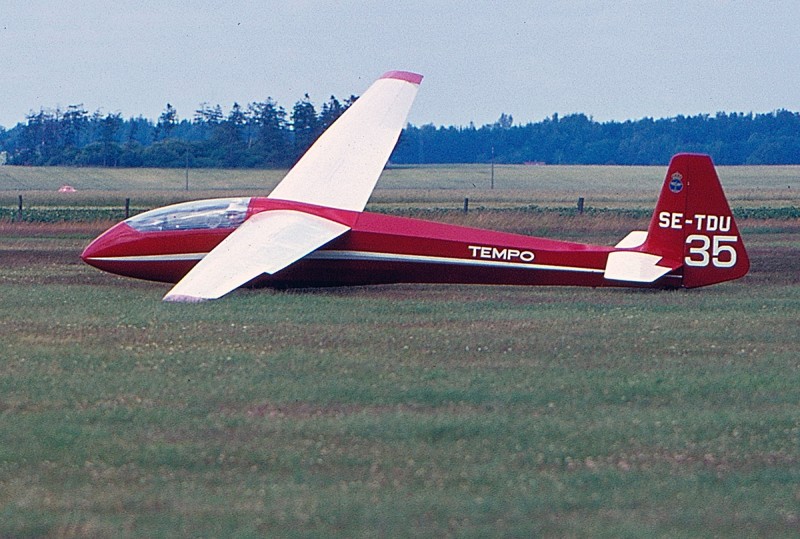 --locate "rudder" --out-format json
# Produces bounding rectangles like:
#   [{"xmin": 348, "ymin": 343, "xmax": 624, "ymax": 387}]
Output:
[{"xmin": 643, "ymin": 153, "xmax": 749, "ymax": 287}]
